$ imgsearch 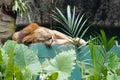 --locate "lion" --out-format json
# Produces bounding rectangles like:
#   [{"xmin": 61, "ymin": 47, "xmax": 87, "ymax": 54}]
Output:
[{"xmin": 12, "ymin": 23, "xmax": 86, "ymax": 46}]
